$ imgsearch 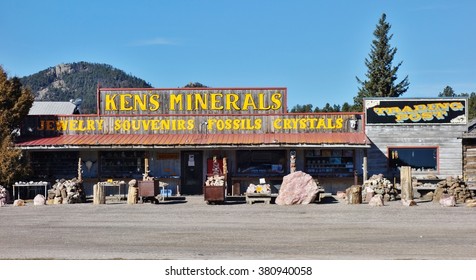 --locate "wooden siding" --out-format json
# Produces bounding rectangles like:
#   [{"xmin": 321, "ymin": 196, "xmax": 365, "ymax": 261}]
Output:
[
  {"xmin": 366, "ymin": 124, "xmax": 465, "ymax": 179},
  {"xmin": 463, "ymin": 145, "xmax": 476, "ymax": 185}
]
